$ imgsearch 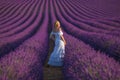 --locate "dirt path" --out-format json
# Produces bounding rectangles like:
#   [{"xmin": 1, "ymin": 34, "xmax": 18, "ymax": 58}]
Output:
[{"xmin": 43, "ymin": 40, "xmax": 64, "ymax": 80}]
